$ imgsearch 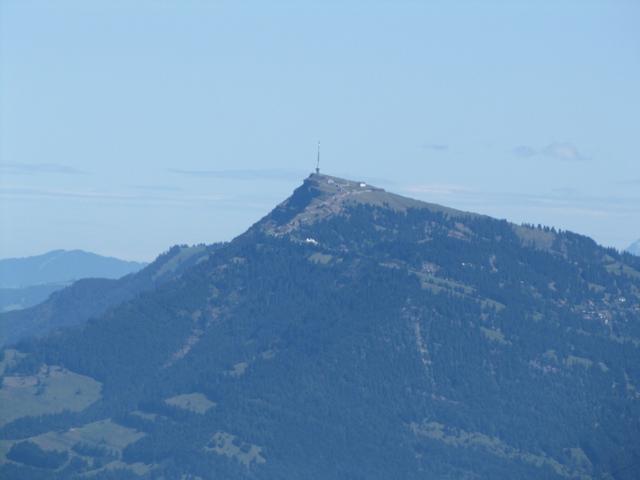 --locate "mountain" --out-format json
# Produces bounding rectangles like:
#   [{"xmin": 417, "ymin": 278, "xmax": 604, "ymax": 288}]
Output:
[
  {"xmin": 0, "ymin": 250, "xmax": 146, "ymax": 289},
  {"xmin": 0, "ymin": 173, "xmax": 639, "ymax": 479},
  {"xmin": 0, "ymin": 283, "xmax": 69, "ymax": 314},
  {"xmin": 0, "ymin": 244, "xmax": 219, "ymax": 347},
  {"xmin": 0, "ymin": 250, "xmax": 147, "ymax": 312},
  {"xmin": 627, "ymin": 239, "xmax": 640, "ymax": 256}
]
